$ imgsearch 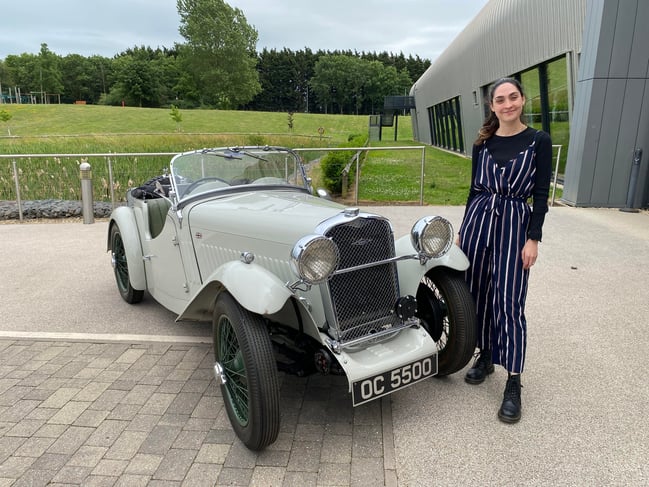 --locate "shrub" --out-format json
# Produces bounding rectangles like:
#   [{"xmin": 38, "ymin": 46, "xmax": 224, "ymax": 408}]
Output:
[
  {"xmin": 319, "ymin": 133, "xmax": 367, "ymax": 194},
  {"xmin": 246, "ymin": 134, "xmax": 266, "ymax": 146},
  {"xmin": 170, "ymin": 105, "xmax": 183, "ymax": 131}
]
